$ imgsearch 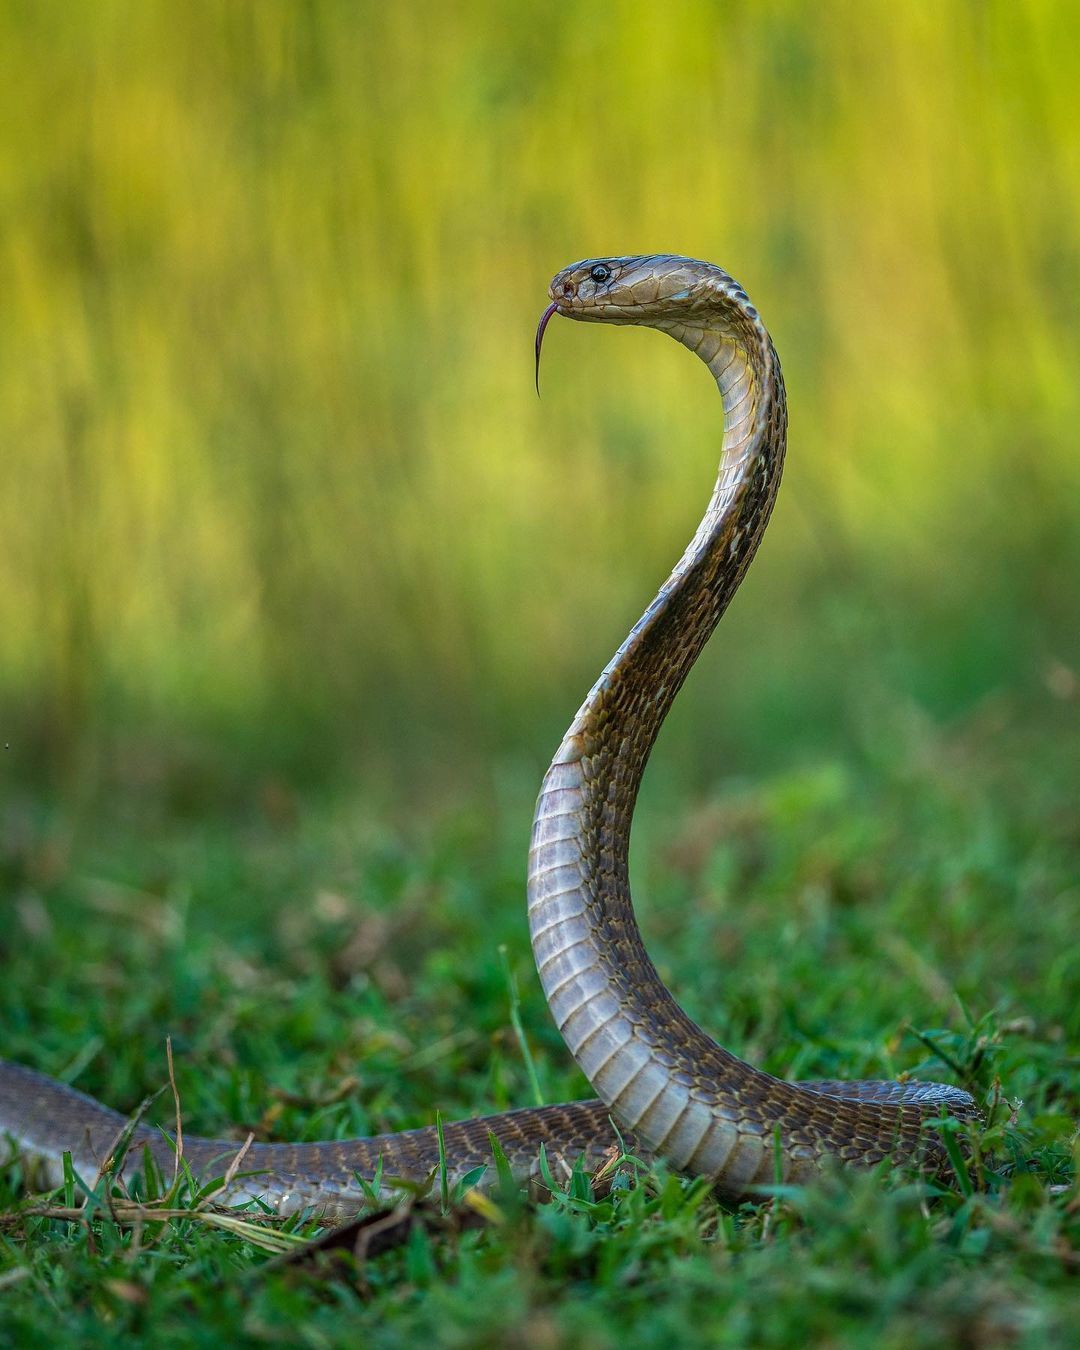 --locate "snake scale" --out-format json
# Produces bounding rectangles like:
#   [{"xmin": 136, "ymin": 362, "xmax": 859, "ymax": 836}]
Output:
[{"xmin": 0, "ymin": 255, "xmax": 978, "ymax": 1221}]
